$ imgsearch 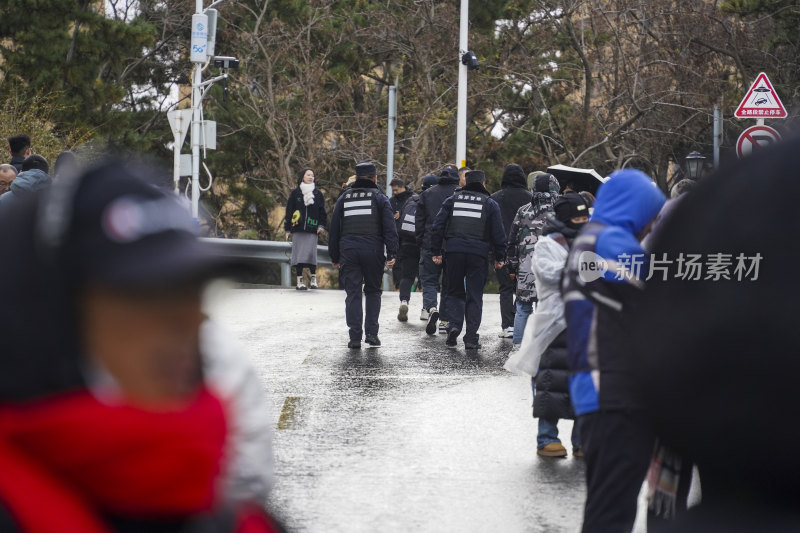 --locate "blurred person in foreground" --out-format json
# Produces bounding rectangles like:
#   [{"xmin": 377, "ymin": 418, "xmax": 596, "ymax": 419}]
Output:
[
  {"xmin": 562, "ymin": 169, "xmax": 665, "ymax": 533},
  {"xmin": 635, "ymin": 136, "xmax": 800, "ymax": 531},
  {"xmin": 53, "ymin": 150, "xmax": 79, "ymax": 182},
  {"xmin": 639, "ymin": 176, "xmax": 699, "ymax": 526},
  {"xmin": 0, "ymin": 159, "xmax": 282, "ymax": 532}
]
